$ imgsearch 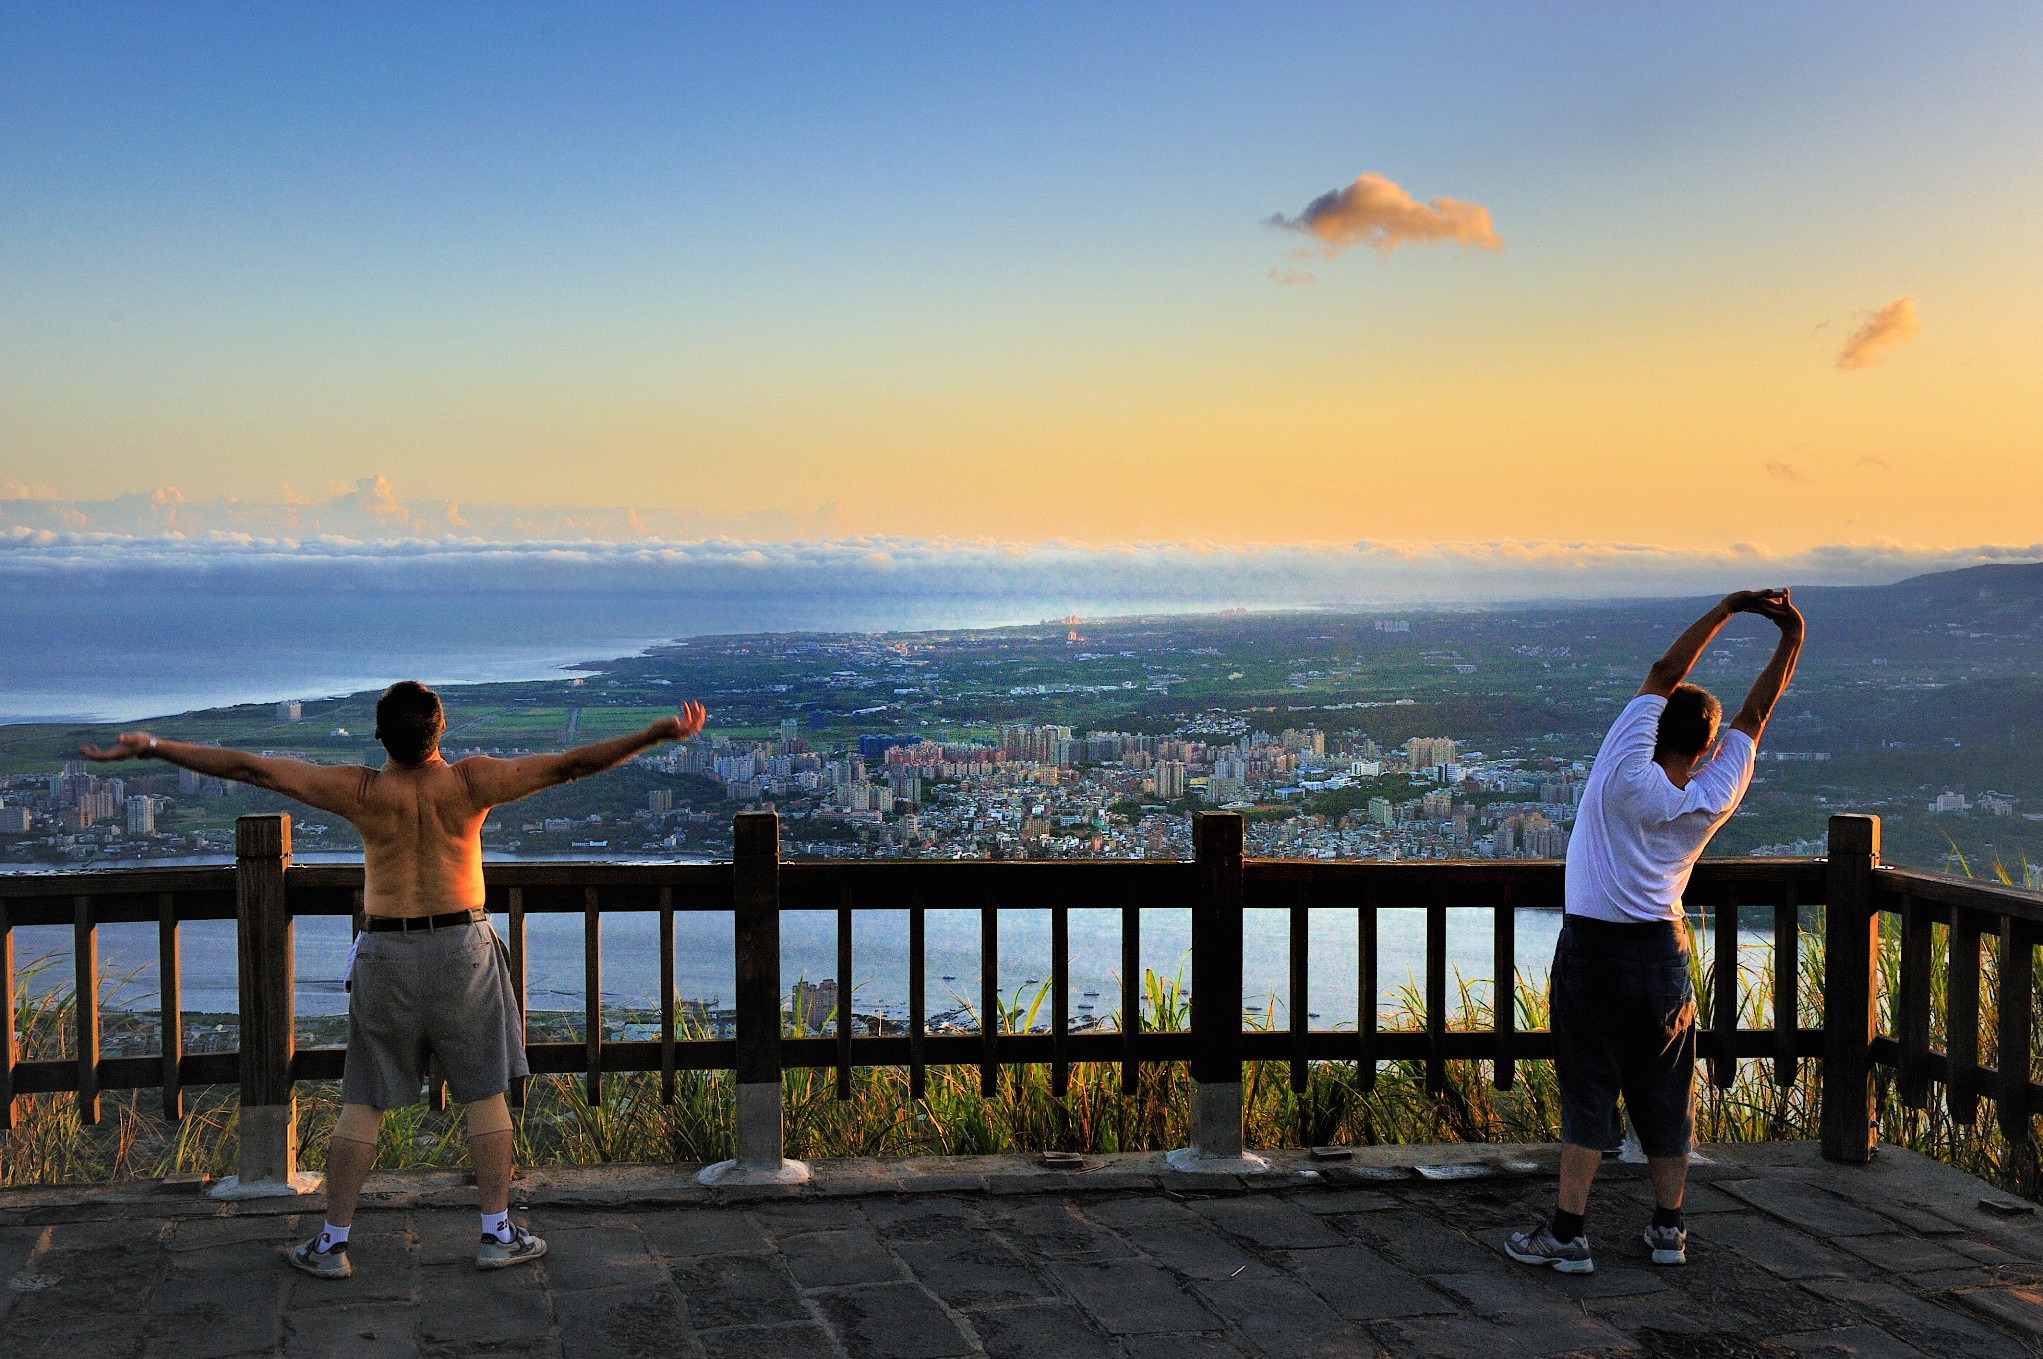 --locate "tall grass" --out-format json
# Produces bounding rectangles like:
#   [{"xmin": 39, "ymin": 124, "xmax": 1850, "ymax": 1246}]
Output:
[{"xmin": 7, "ymin": 910, "xmax": 2043, "ymax": 1198}]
